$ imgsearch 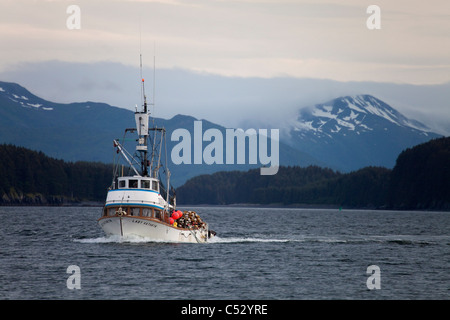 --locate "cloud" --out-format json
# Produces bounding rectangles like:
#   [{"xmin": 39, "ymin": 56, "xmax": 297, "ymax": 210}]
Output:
[
  {"xmin": 1, "ymin": 60, "xmax": 449, "ymax": 136},
  {"xmin": 0, "ymin": 0, "xmax": 449, "ymax": 85}
]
